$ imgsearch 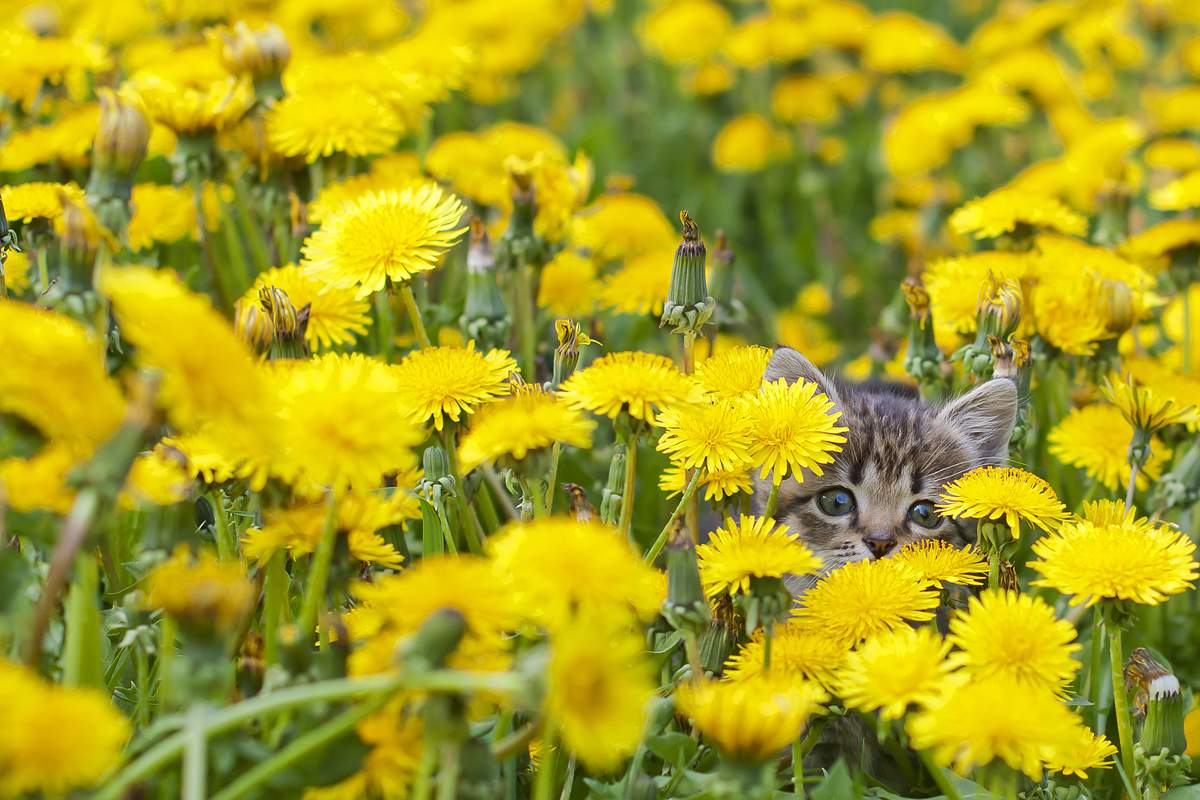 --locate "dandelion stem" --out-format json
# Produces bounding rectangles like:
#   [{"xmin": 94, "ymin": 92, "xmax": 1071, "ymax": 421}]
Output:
[
  {"xmin": 559, "ymin": 756, "xmax": 577, "ymax": 800},
  {"xmin": 62, "ymin": 552, "xmax": 103, "ymax": 688},
  {"xmin": 1123, "ymin": 459, "xmax": 1139, "ymax": 514},
  {"xmin": 36, "ymin": 245, "xmax": 48, "ymax": 293},
  {"xmin": 436, "ymin": 741, "xmax": 461, "ymax": 800},
  {"xmin": 763, "ymin": 480, "xmax": 781, "ymax": 519},
  {"xmin": 1184, "ymin": 280, "xmax": 1192, "ymax": 373},
  {"xmin": 1088, "ymin": 605, "xmax": 1105, "ymax": 729},
  {"xmin": 513, "ymin": 258, "xmax": 538, "ymax": 380},
  {"xmin": 917, "ymin": 749, "xmax": 963, "ymax": 800},
  {"xmin": 682, "ymin": 628, "xmax": 703, "ymax": 682},
  {"xmin": 297, "ymin": 490, "xmax": 339, "ymax": 644},
  {"xmin": 208, "ymin": 489, "xmax": 238, "ymax": 561},
  {"xmin": 792, "ymin": 738, "xmax": 805, "ymax": 799},
  {"xmin": 262, "ymin": 551, "xmax": 289, "ymax": 668},
  {"xmin": 483, "ymin": 464, "xmax": 519, "ymax": 521},
  {"xmin": 27, "ymin": 487, "xmax": 100, "ymax": 667},
  {"xmin": 618, "ymin": 427, "xmax": 638, "ymax": 541},
  {"xmin": 645, "ymin": 469, "xmax": 701, "ymax": 563},
  {"xmin": 375, "ymin": 289, "xmax": 395, "ymax": 361},
  {"xmin": 400, "ymin": 281, "xmax": 432, "ymax": 348},
  {"xmin": 763, "ymin": 621, "xmax": 773, "ymax": 670},
  {"xmin": 441, "ymin": 427, "xmax": 485, "ymax": 553},
  {"xmin": 412, "ymin": 728, "xmax": 438, "ymax": 800},
  {"xmin": 190, "ymin": 173, "xmax": 228, "ymax": 307},
  {"xmin": 1107, "ymin": 618, "xmax": 1138, "ymax": 791},
  {"xmin": 545, "ymin": 442, "xmax": 562, "ymax": 513},
  {"xmin": 182, "ymin": 704, "xmax": 209, "ymax": 800},
  {"xmin": 533, "ymin": 726, "xmax": 558, "ymax": 800}
]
